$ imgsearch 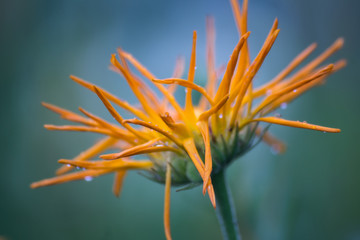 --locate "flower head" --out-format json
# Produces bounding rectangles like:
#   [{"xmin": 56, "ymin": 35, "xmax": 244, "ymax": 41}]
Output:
[{"xmin": 32, "ymin": 0, "xmax": 344, "ymax": 238}]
